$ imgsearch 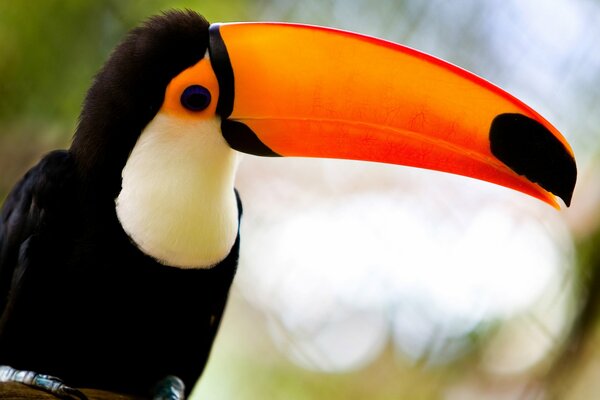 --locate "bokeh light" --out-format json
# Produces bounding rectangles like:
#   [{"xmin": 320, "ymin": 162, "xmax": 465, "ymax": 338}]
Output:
[{"xmin": 236, "ymin": 157, "xmax": 574, "ymax": 373}]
